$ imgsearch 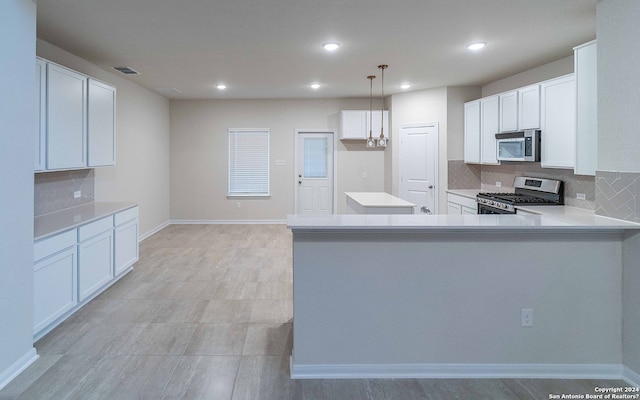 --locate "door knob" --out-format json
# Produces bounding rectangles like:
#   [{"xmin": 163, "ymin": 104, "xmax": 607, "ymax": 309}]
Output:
[
  {"xmin": 298, "ymin": 174, "xmax": 302, "ymax": 178},
  {"xmin": 298, "ymin": 181, "xmax": 302, "ymax": 184},
  {"xmin": 428, "ymin": 185, "xmax": 434, "ymax": 189}
]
